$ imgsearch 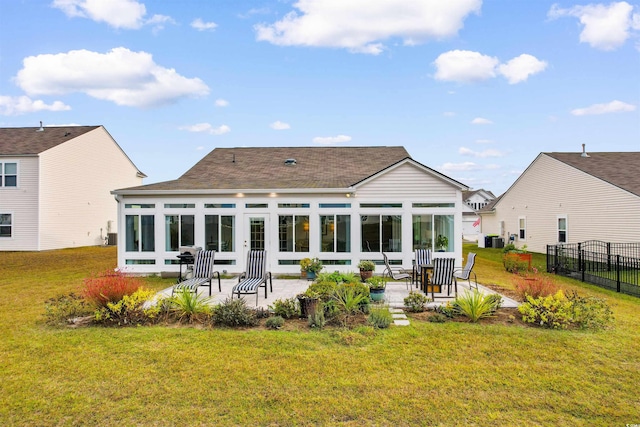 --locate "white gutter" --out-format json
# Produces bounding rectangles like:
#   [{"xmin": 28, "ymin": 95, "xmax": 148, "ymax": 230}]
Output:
[{"xmin": 111, "ymin": 187, "xmax": 356, "ymax": 196}]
